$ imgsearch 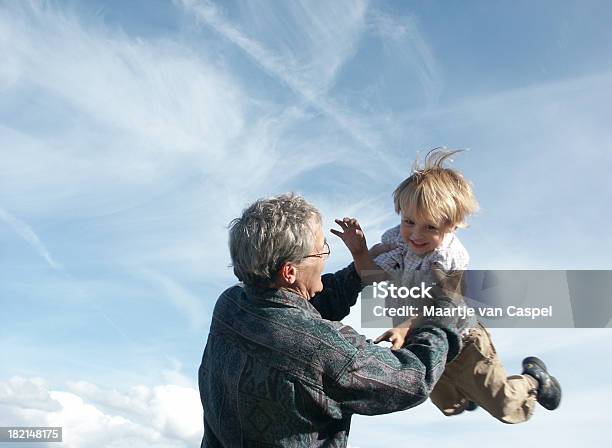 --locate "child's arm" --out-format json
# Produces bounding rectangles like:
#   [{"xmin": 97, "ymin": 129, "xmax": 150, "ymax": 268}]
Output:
[
  {"xmin": 331, "ymin": 218, "xmax": 392, "ymax": 284},
  {"xmin": 309, "ymin": 219, "xmax": 393, "ymax": 321}
]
